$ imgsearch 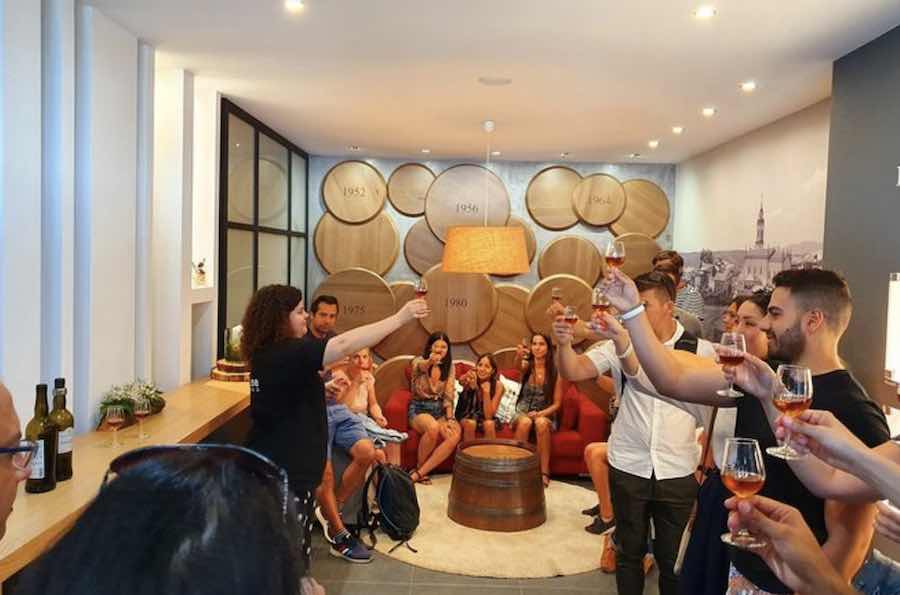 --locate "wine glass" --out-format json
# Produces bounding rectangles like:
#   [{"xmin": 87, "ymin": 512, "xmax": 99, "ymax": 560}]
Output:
[
  {"xmin": 563, "ymin": 306, "xmax": 578, "ymax": 329},
  {"xmin": 414, "ymin": 278, "xmax": 428, "ymax": 299},
  {"xmin": 720, "ymin": 437, "xmax": 767, "ymax": 549},
  {"xmin": 716, "ymin": 332, "xmax": 747, "ymax": 398},
  {"xmin": 592, "ymin": 288, "xmax": 611, "ymax": 330},
  {"xmin": 604, "ymin": 240, "xmax": 626, "ymax": 270},
  {"xmin": 767, "ymin": 365, "xmax": 814, "ymax": 460},
  {"xmin": 134, "ymin": 400, "xmax": 152, "ymax": 440},
  {"xmin": 106, "ymin": 406, "xmax": 126, "ymax": 448}
]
